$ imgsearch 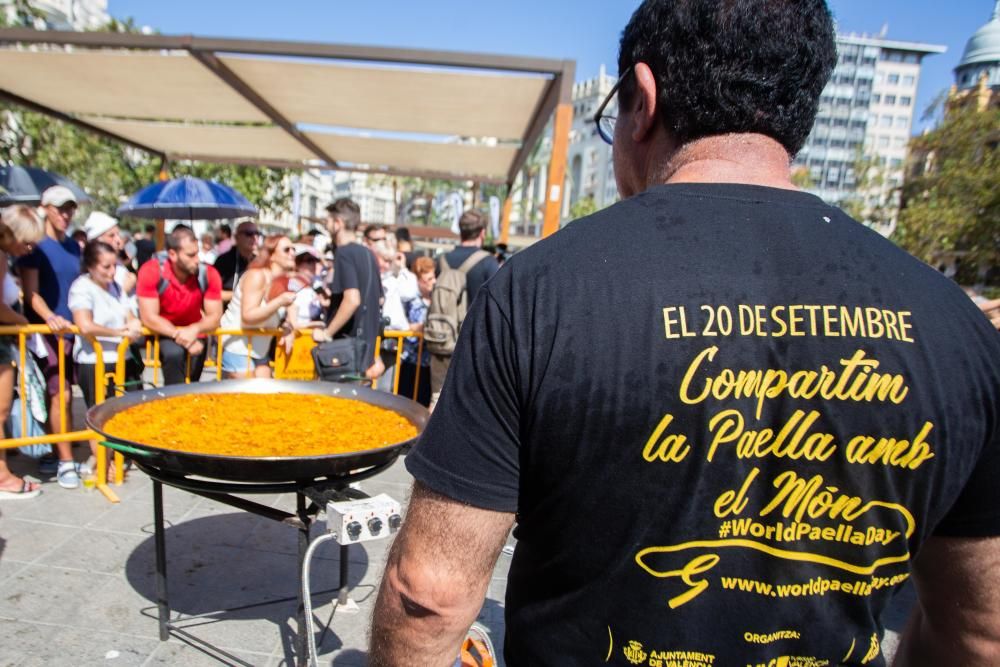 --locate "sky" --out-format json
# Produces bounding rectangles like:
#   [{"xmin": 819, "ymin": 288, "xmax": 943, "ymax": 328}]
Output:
[{"xmin": 109, "ymin": 0, "xmax": 995, "ymax": 133}]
